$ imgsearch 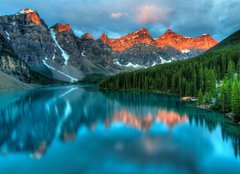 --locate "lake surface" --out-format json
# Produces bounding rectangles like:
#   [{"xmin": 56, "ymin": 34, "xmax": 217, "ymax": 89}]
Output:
[{"xmin": 0, "ymin": 85, "xmax": 240, "ymax": 174}]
